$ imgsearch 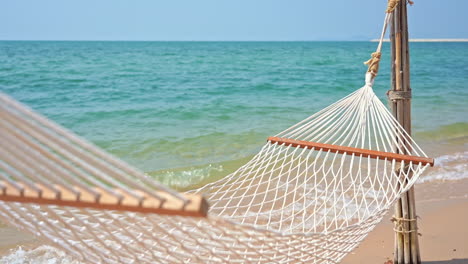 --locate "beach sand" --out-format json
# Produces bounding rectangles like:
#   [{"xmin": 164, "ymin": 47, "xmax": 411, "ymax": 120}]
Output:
[
  {"xmin": 0, "ymin": 225, "xmax": 38, "ymax": 257},
  {"xmin": 343, "ymin": 178, "xmax": 468, "ymax": 264},
  {"xmin": 1, "ymin": 179, "xmax": 467, "ymax": 263}
]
